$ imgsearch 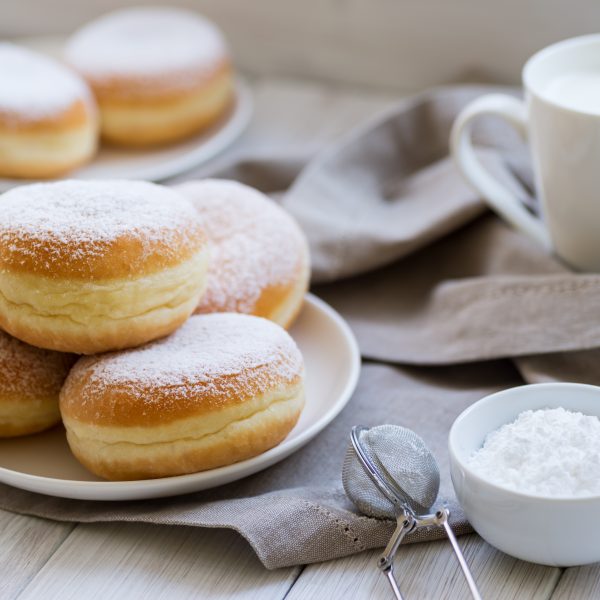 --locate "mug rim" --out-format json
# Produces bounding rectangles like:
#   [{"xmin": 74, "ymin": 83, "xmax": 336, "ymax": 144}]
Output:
[{"xmin": 523, "ymin": 33, "xmax": 600, "ymax": 110}]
